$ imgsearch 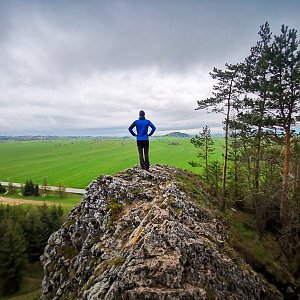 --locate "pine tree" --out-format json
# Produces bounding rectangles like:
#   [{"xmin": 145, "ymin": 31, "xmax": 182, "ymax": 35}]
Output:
[
  {"xmin": 267, "ymin": 25, "xmax": 300, "ymax": 223},
  {"xmin": 208, "ymin": 160, "xmax": 222, "ymax": 196},
  {"xmin": 196, "ymin": 64, "xmax": 241, "ymax": 210},
  {"xmin": 23, "ymin": 209, "xmax": 48, "ymax": 261},
  {"xmin": 0, "ymin": 219, "xmax": 27, "ymax": 296},
  {"xmin": 0, "ymin": 183, "xmax": 6, "ymax": 193},
  {"xmin": 23, "ymin": 179, "xmax": 35, "ymax": 196},
  {"xmin": 49, "ymin": 205, "xmax": 65, "ymax": 231},
  {"xmin": 294, "ymin": 136, "xmax": 300, "ymax": 195},
  {"xmin": 227, "ymin": 119, "xmax": 246, "ymax": 207},
  {"xmin": 189, "ymin": 125, "xmax": 214, "ymax": 181},
  {"xmin": 237, "ymin": 22, "xmax": 274, "ymax": 194},
  {"xmin": 33, "ymin": 184, "xmax": 40, "ymax": 197}
]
